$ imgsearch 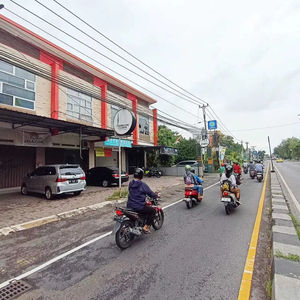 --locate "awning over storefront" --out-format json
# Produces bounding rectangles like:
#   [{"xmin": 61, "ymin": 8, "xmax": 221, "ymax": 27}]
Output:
[{"xmin": 0, "ymin": 108, "xmax": 114, "ymax": 137}]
